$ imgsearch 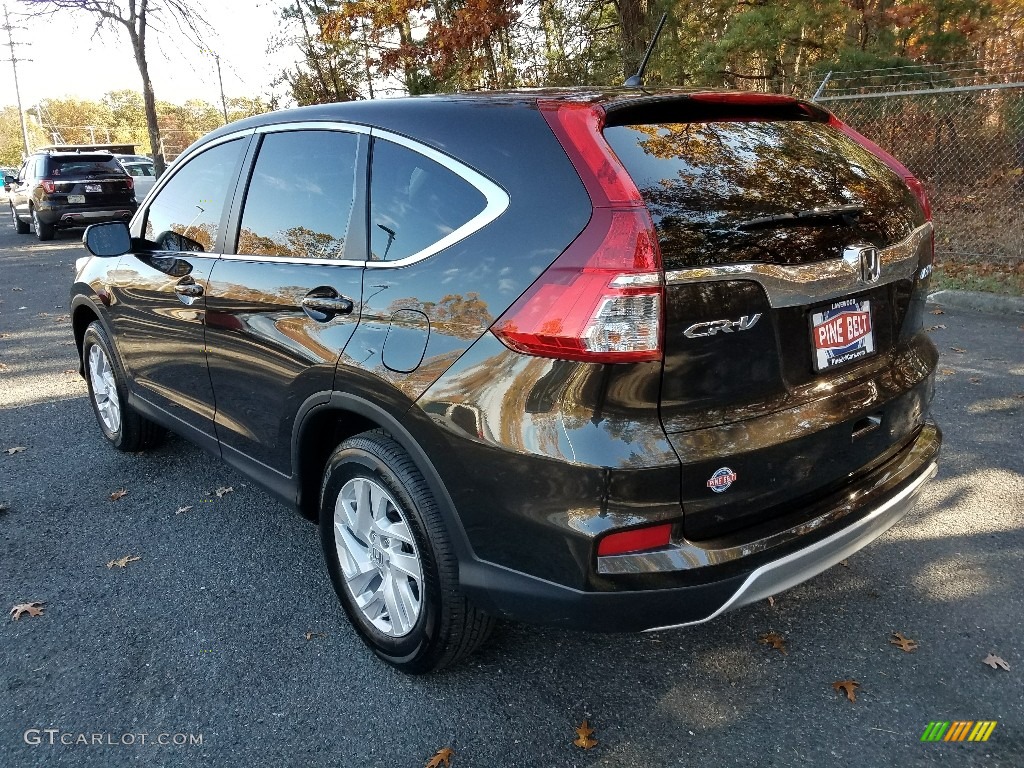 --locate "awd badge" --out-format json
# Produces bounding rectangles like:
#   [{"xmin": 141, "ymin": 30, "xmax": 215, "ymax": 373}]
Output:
[{"xmin": 707, "ymin": 467, "xmax": 737, "ymax": 493}]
